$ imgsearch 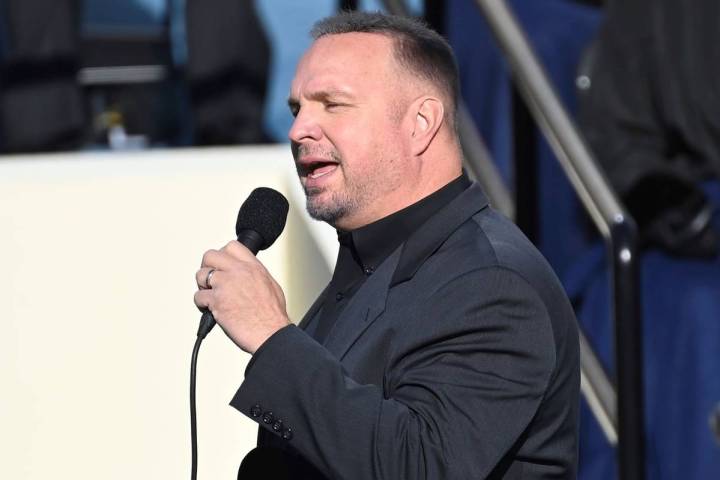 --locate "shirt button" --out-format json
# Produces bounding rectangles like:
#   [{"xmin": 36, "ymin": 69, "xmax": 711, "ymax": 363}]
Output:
[
  {"xmin": 250, "ymin": 404, "xmax": 262, "ymax": 418},
  {"xmin": 272, "ymin": 420, "xmax": 284, "ymax": 432},
  {"xmin": 262, "ymin": 411, "xmax": 275, "ymax": 424},
  {"xmin": 335, "ymin": 292, "xmax": 344, "ymax": 301},
  {"xmin": 281, "ymin": 427, "xmax": 293, "ymax": 440},
  {"xmin": 363, "ymin": 266, "xmax": 374, "ymax": 276}
]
